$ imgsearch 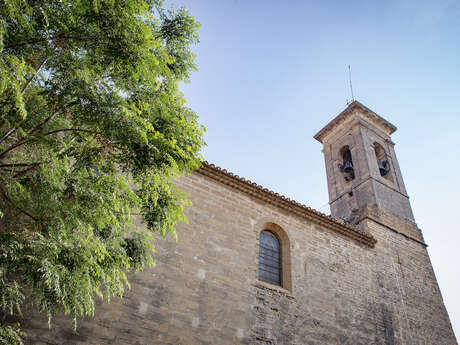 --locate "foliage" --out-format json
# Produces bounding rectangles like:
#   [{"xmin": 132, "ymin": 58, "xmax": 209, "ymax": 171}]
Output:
[
  {"xmin": 0, "ymin": 324, "xmax": 24, "ymax": 345},
  {"xmin": 0, "ymin": 0, "xmax": 204, "ymax": 343}
]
